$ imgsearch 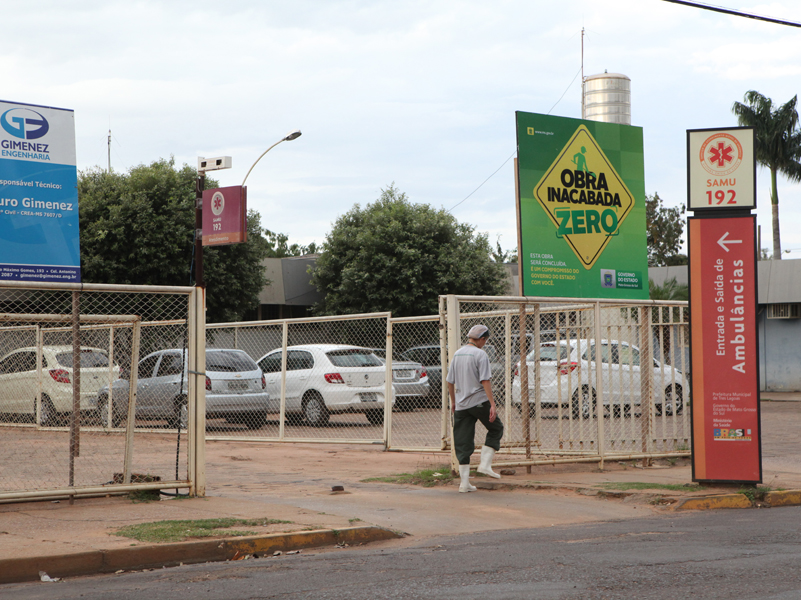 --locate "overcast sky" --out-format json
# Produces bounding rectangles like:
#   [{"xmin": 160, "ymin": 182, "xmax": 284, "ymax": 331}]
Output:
[{"xmin": 6, "ymin": 1, "xmax": 801, "ymax": 257}]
